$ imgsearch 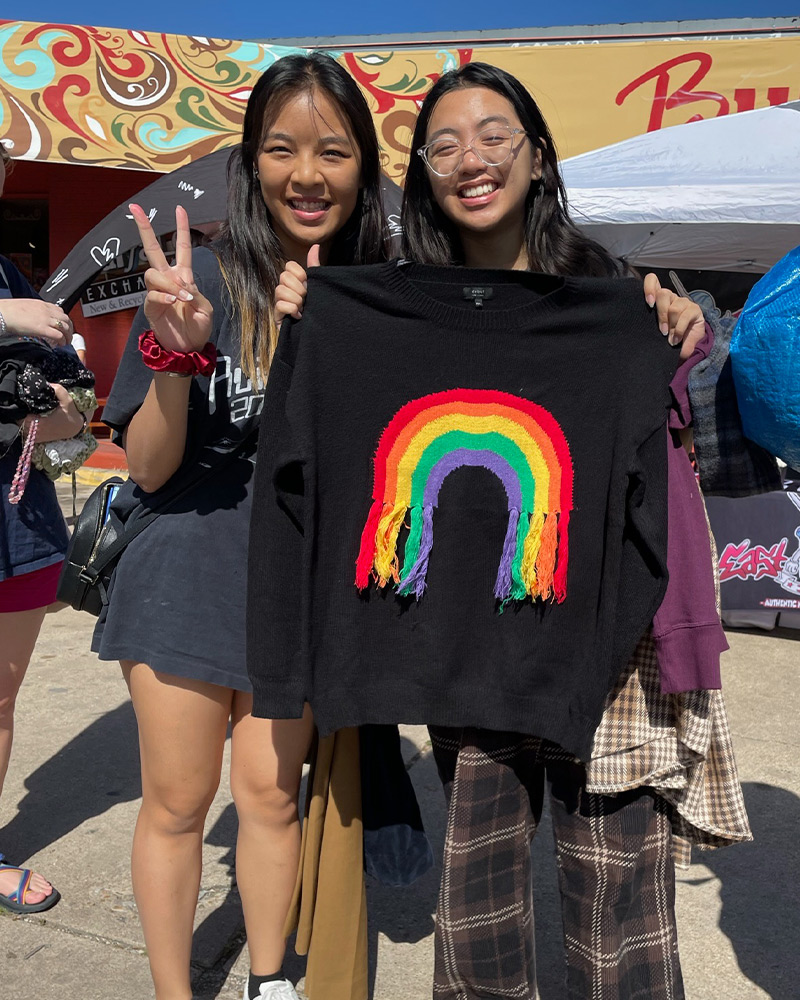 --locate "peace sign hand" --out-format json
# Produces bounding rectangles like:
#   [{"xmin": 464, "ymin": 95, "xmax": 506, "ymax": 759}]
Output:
[{"xmin": 130, "ymin": 203, "xmax": 213, "ymax": 354}]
